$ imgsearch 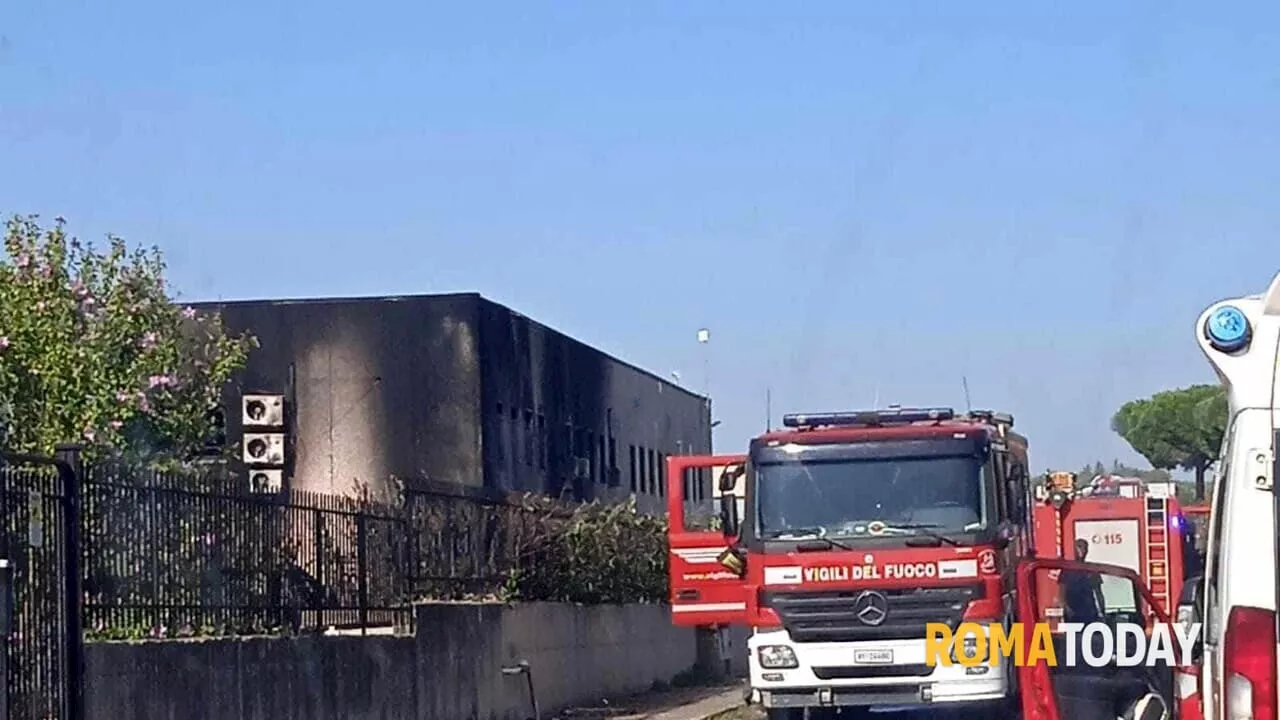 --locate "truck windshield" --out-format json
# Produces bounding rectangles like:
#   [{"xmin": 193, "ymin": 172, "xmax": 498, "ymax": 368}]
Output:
[{"xmin": 755, "ymin": 455, "xmax": 987, "ymax": 539}]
